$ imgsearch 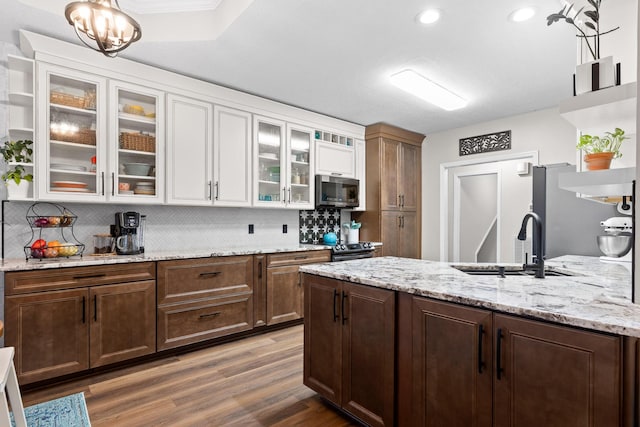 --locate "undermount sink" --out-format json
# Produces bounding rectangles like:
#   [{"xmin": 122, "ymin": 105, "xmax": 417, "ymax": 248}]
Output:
[{"xmin": 452, "ymin": 266, "xmax": 575, "ymax": 278}]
